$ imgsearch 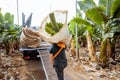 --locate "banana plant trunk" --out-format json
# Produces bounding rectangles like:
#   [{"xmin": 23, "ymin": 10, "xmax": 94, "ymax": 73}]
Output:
[
  {"xmin": 14, "ymin": 39, "xmax": 20, "ymax": 50},
  {"xmin": 4, "ymin": 41, "xmax": 10, "ymax": 55},
  {"xmin": 4, "ymin": 40, "xmax": 14, "ymax": 54},
  {"xmin": 99, "ymin": 38, "xmax": 112, "ymax": 64},
  {"xmin": 70, "ymin": 38, "xmax": 76, "ymax": 56},
  {"xmin": 86, "ymin": 31, "xmax": 96, "ymax": 62},
  {"xmin": 100, "ymin": 39, "xmax": 107, "ymax": 63}
]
